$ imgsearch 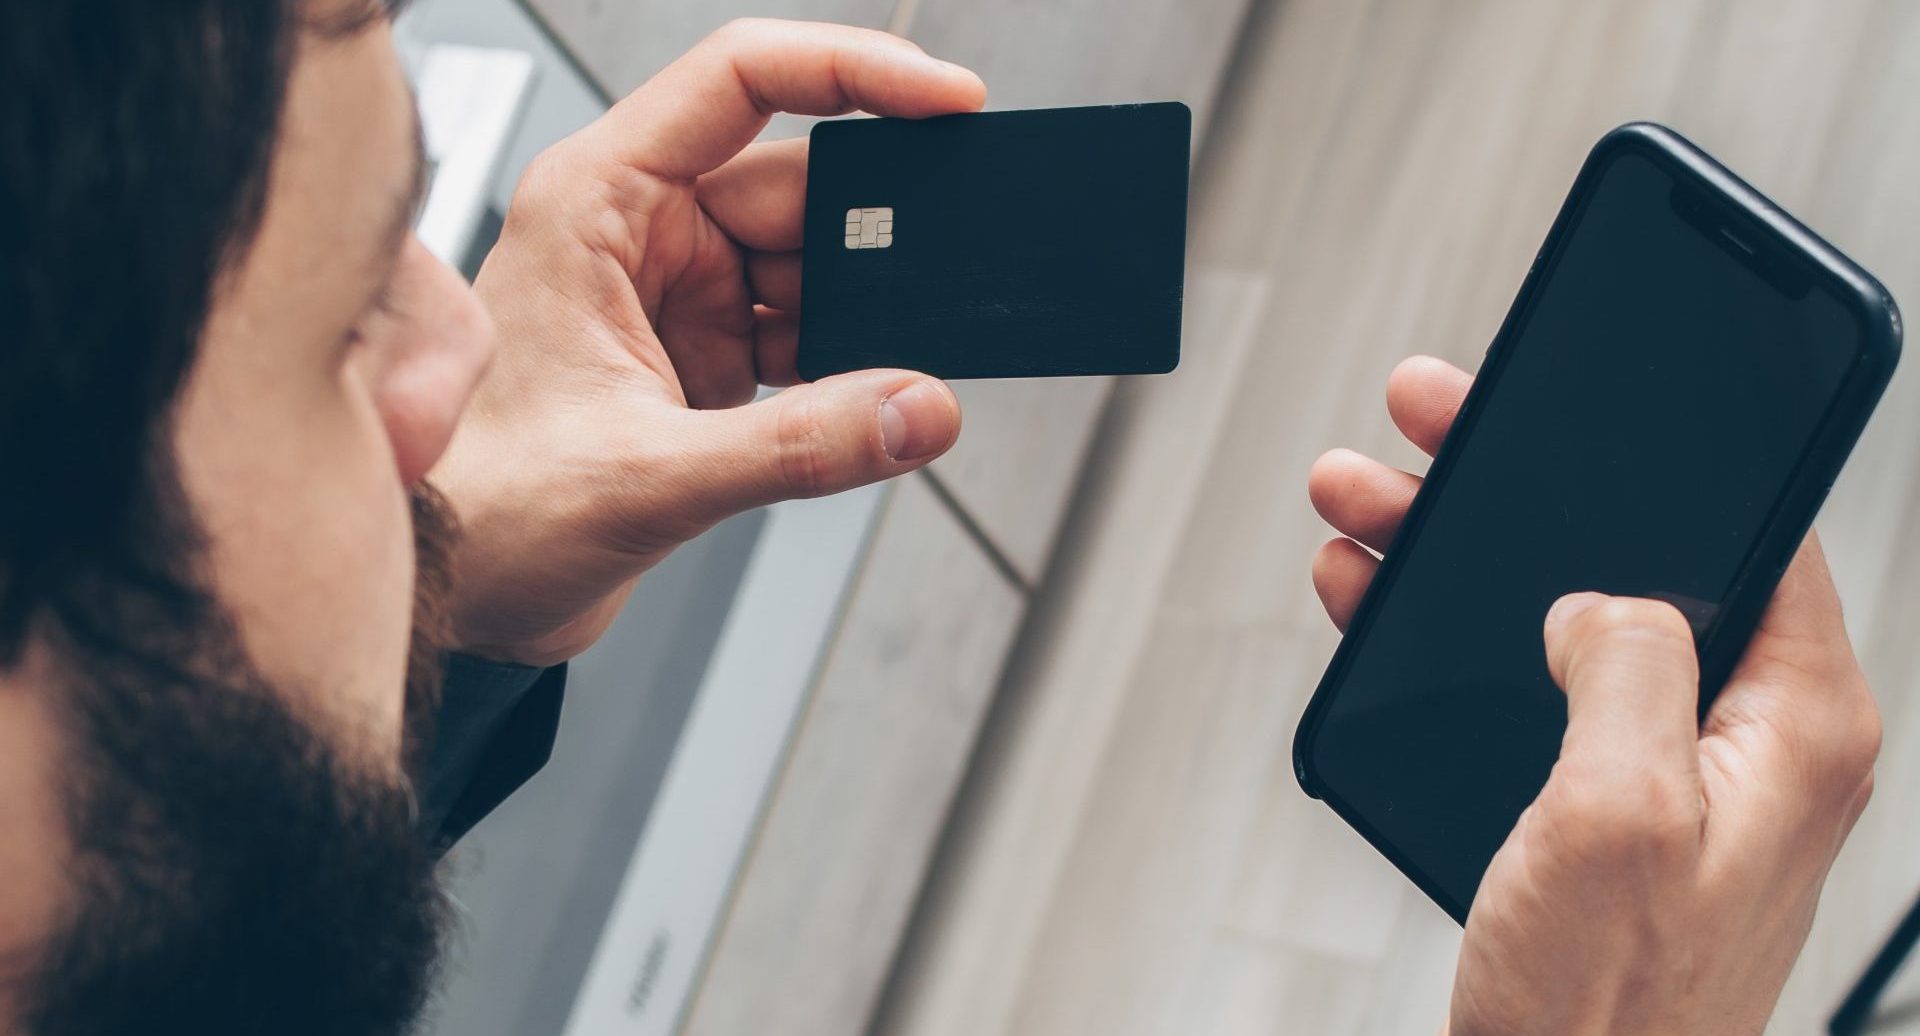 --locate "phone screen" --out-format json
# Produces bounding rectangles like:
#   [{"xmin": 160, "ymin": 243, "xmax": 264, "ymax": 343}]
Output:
[{"xmin": 1306, "ymin": 146, "xmax": 1866, "ymax": 913}]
